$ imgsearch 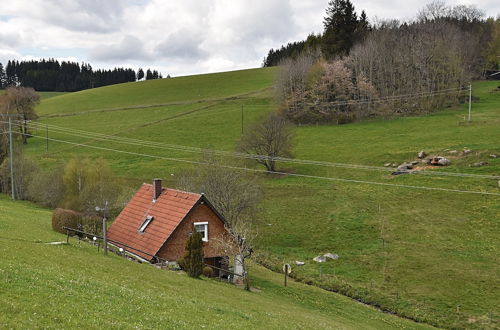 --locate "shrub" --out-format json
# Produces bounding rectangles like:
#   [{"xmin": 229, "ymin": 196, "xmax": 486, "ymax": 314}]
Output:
[
  {"xmin": 27, "ymin": 165, "xmax": 64, "ymax": 208},
  {"xmin": 52, "ymin": 208, "xmax": 83, "ymax": 234},
  {"xmin": 80, "ymin": 215, "xmax": 102, "ymax": 236},
  {"xmin": 181, "ymin": 228, "xmax": 204, "ymax": 278},
  {"xmin": 202, "ymin": 266, "xmax": 214, "ymax": 277}
]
